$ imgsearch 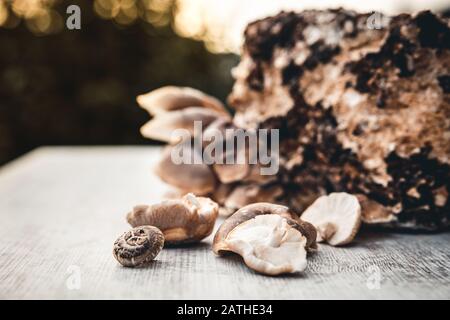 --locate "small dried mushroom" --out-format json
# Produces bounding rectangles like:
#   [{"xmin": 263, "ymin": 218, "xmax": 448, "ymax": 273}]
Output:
[
  {"xmin": 113, "ymin": 226, "xmax": 164, "ymax": 267},
  {"xmin": 127, "ymin": 193, "xmax": 219, "ymax": 245},
  {"xmin": 213, "ymin": 203, "xmax": 317, "ymax": 275},
  {"xmin": 301, "ymin": 193, "xmax": 361, "ymax": 246}
]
